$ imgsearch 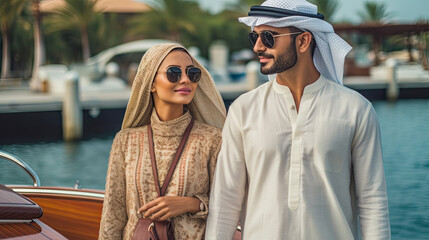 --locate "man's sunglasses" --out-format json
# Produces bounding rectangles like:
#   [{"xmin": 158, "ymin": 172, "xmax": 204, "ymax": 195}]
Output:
[
  {"xmin": 248, "ymin": 31, "xmax": 301, "ymax": 48},
  {"xmin": 158, "ymin": 66, "xmax": 202, "ymax": 83}
]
